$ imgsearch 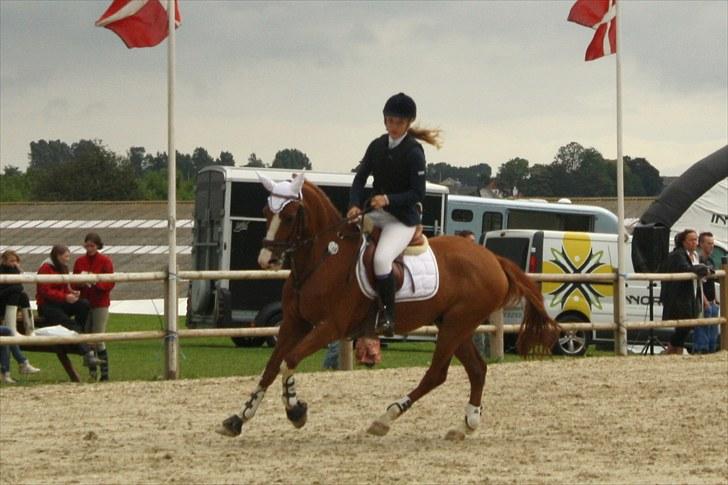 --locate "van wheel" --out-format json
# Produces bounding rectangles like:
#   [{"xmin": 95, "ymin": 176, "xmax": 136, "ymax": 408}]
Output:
[
  {"xmin": 554, "ymin": 315, "xmax": 589, "ymax": 356},
  {"xmin": 231, "ymin": 336, "xmax": 265, "ymax": 348},
  {"xmin": 264, "ymin": 312, "xmax": 282, "ymax": 348}
]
